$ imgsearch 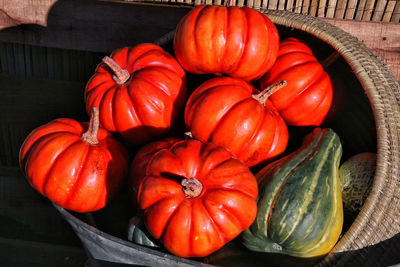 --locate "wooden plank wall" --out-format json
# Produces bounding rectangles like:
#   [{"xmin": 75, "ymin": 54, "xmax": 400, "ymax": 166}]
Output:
[
  {"xmin": 321, "ymin": 18, "xmax": 400, "ymax": 81},
  {"xmin": 0, "ymin": 0, "xmax": 398, "ymax": 27},
  {"xmin": 139, "ymin": 0, "xmax": 400, "ymax": 22},
  {"xmin": 0, "ymin": 0, "xmax": 397, "ymax": 81}
]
